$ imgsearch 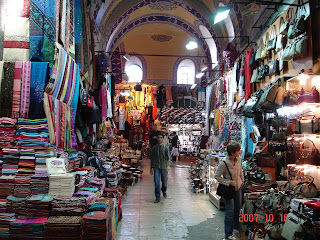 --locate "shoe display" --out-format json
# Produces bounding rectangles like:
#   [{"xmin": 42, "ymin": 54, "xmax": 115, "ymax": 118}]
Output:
[{"xmin": 154, "ymin": 199, "xmax": 160, "ymax": 203}]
